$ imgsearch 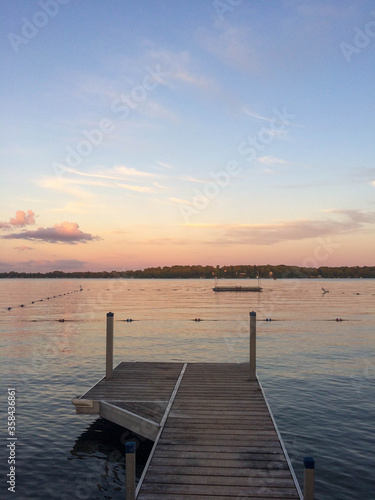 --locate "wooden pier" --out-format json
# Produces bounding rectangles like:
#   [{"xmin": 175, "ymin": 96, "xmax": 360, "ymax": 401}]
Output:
[{"xmin": 72, "ymin": 313, "xmax": 304, "ymax": 499}]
